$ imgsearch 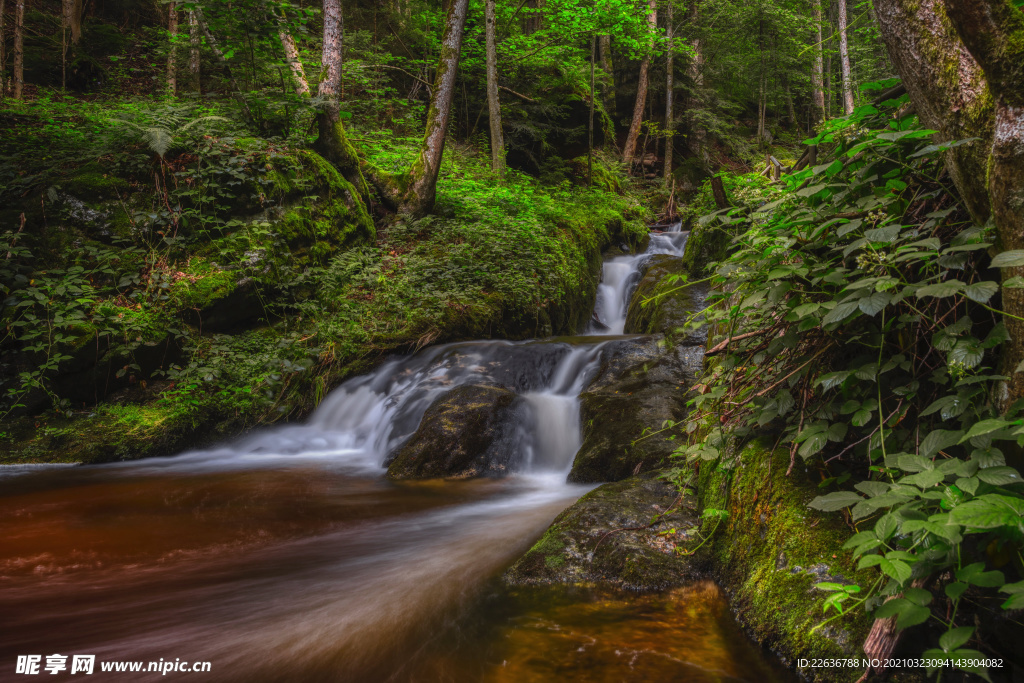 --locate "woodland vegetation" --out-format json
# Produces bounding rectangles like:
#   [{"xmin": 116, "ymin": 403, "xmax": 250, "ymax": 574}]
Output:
[{"xmin": 1, "ymin": 0, "xmax": 1023, "ymax": 679}]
